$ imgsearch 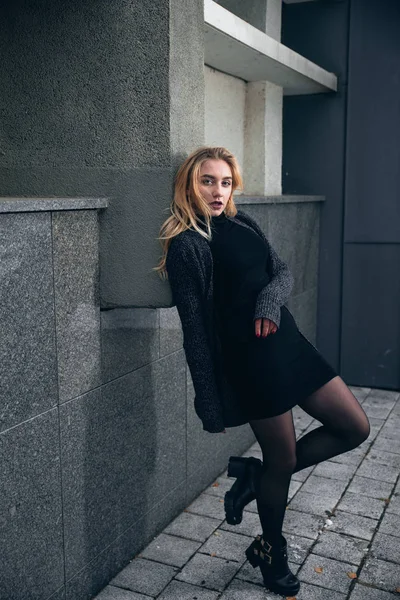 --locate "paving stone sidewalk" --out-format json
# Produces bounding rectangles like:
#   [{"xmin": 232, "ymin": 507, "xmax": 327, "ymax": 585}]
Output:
[{"xmin": 95, "ymin": 387, "xmax": 400, "ymax": 600}]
